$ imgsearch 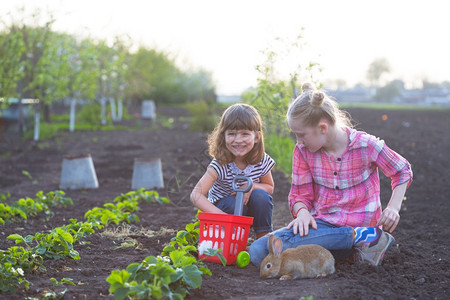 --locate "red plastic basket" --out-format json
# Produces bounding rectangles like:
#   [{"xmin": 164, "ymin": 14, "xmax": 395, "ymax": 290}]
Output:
[{"xmin": 198, "ymin": 212, "xmax": 253, "ymax": 265}]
